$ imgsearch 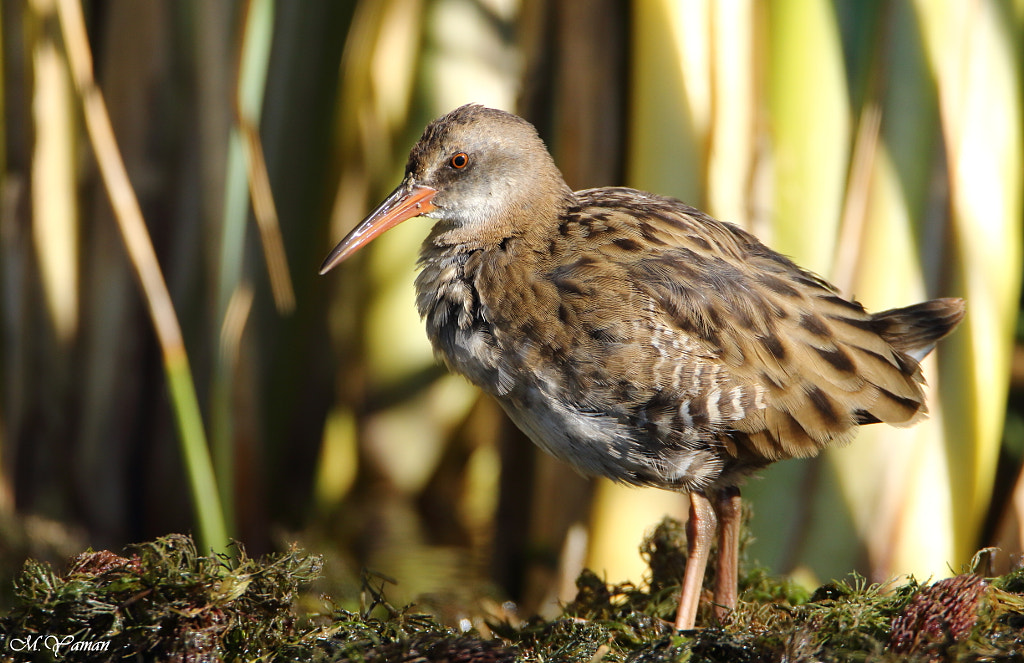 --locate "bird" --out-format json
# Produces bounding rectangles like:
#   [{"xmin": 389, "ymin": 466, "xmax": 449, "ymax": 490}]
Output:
[{"xmin": 319, "ymin": 104, "xmax": 965, "ymax": 631}]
